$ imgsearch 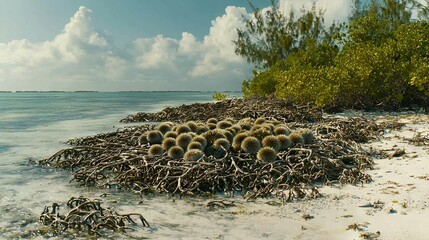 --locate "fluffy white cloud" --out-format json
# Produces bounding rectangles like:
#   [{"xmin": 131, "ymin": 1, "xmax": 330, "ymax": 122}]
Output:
[
  {"xmin": 0, "ymin": 6, "xmax": 126, "ymax": 90},
  {"xmin": 0, "ymin": 5, "xmax": 253, "ymax": 91},
  {"xmin": 132, "ymin": 6, "xmax": 251, "ymax": 90},
  {"xmin": 279, "ymin": 0, "xmax": 351, "ymax": 25}
]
